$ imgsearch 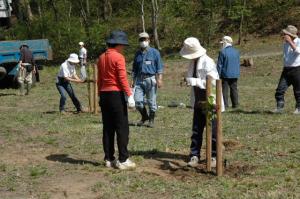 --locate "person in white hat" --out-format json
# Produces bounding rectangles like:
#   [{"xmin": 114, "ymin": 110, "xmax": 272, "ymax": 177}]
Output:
[
  {"xmin": 132, "ymin": 32, "xmax": 164, "ymax": 128},
  {"xmin": 217, "ymin": 36, "xmax": 240, "ymax": 109},
  {"xmin": 274, "ymin": 25, "xmax": 300, "ymax": 114},
  {"xmin": 56, "ymin": 53, "xmax": 85, "ymax": 114},
  {"xmin": 180, "ymin": 37, "xmax": 224, "ymax": 168},
  {"xmin": 78, "ymin": 42, "xmax": 87, "ymax": 80}
]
